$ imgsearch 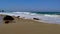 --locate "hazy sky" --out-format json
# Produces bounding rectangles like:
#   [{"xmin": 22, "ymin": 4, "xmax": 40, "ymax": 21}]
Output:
[{"xmin": 0, "ymin": 0, "xmax": 60, "ymax": 11}]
